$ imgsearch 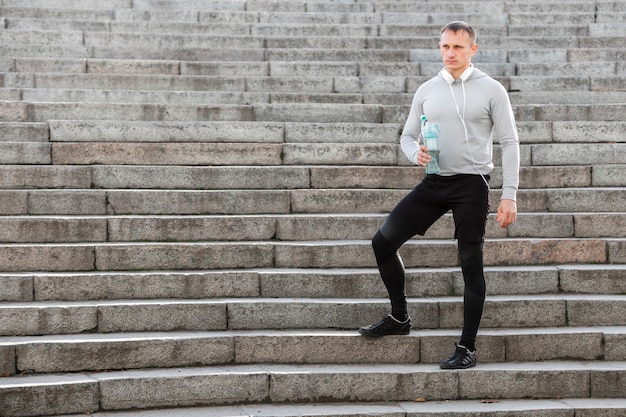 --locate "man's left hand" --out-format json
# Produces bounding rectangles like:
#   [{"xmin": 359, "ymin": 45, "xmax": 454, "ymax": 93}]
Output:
[{"xmin": 496, "ymin": 199, "xmax": 517, "ymax": 228}]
